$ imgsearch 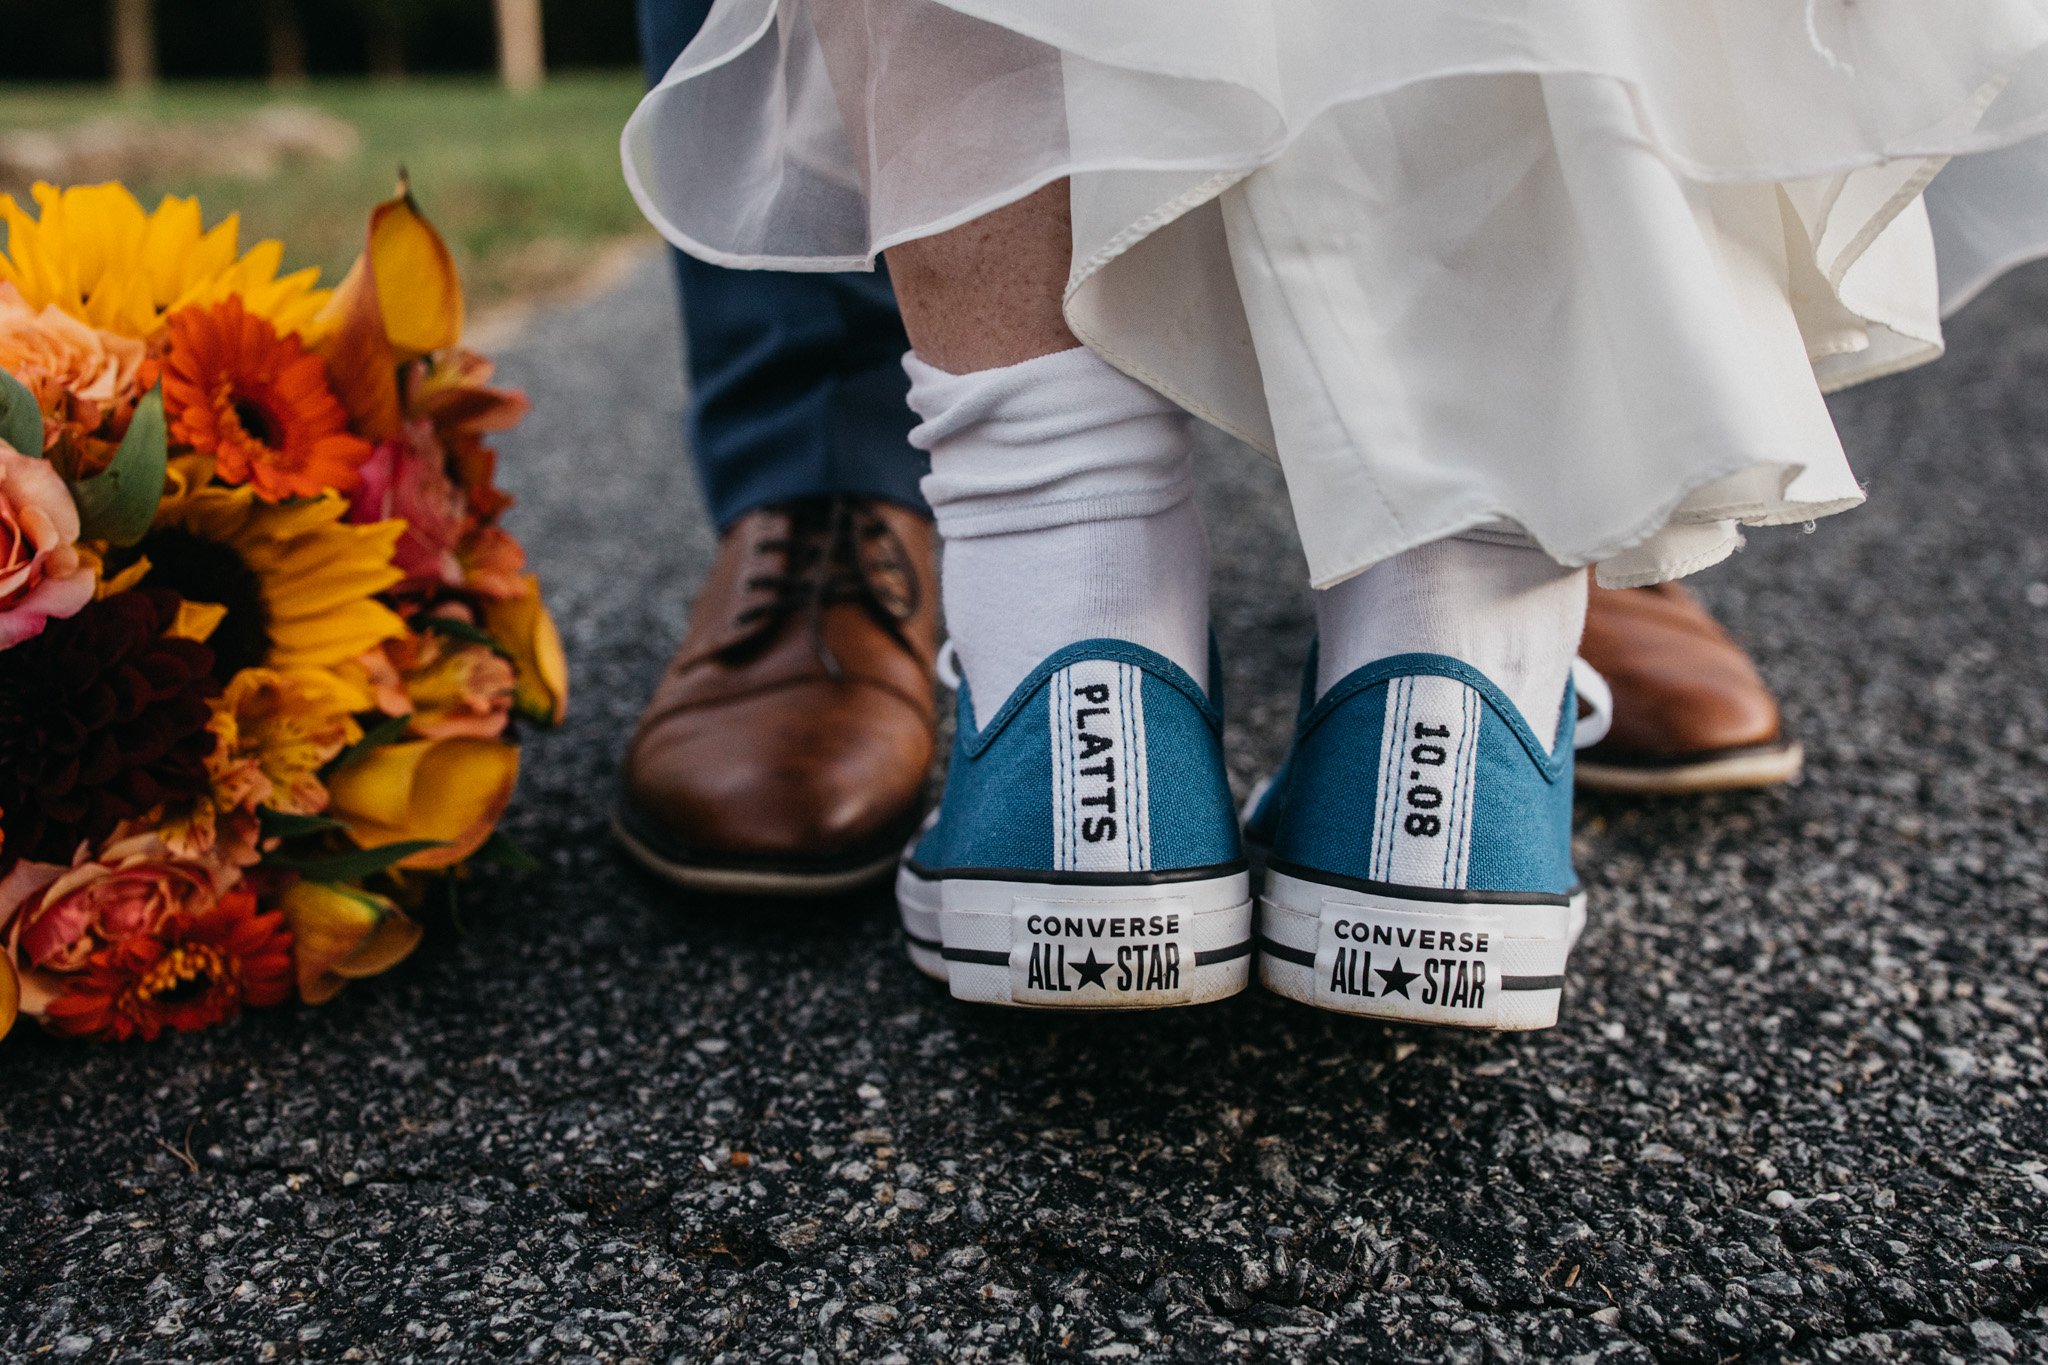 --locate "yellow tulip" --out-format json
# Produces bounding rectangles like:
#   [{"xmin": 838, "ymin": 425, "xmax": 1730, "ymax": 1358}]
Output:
[
  {"xmin": 313, "ymin": 177, "xmax": 465, "ymax": 439},
  {"xmin": 482, "ymin": 574, "xmax": 569, "ymax": 726},
  {"xmin": 363, "ymin": 186, "xmax": 463, "ymax": 357},
  {"xmin": 325, "ymin": 736, "xmax": 519, "ymax": 871},
  {"xmin": 281, "ymin": 880, "xmax": 424, "ymax": 1005},
  {"xmin": 0, "ymin": 951, "xmax": 17, "ymax": 1041}
]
